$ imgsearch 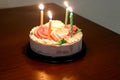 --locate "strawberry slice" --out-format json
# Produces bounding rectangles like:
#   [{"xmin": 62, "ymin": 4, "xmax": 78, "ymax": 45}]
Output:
[
  {"xmin": 73, "ymin": 25, "xmax": 78, "ymax": 31},
  {"xmin": 37, "ymin": 27, "xmax": 48, "ymax": 39},
  {"xmin": 65, "ymin": 25, "xmax": 78, "ymax": 36},
  {"xmin": 34, "ymin": 28, "xmax": 42, "ymax": 38},
  {"xmin": 34, "ymin": 26, "xmax": 49, "ymax": 39},
  {"xmin": 50, "ymin": 28, "xmax": 69, "ymax": 41},
  {"xmin": 41, "ymin": 26, "xmax": 49, "ymax": 36},
  {"xmin": 51, "ymin": 32, "xmax": 61, "ymax": 41}
]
